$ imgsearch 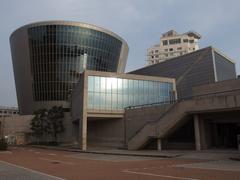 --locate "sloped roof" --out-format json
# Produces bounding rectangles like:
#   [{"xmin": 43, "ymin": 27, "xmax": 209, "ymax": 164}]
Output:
[{"xmin": 130, "ymin": 47, "xmax": 212, "ymax": 75}]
